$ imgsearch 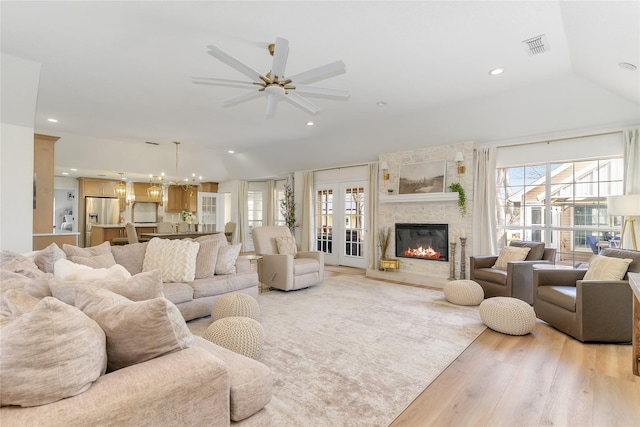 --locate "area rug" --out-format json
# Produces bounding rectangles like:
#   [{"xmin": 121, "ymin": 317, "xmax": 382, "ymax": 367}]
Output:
[{"xmin": 188, "ymin": 276, "xmax": 486, "ymax": 427}]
